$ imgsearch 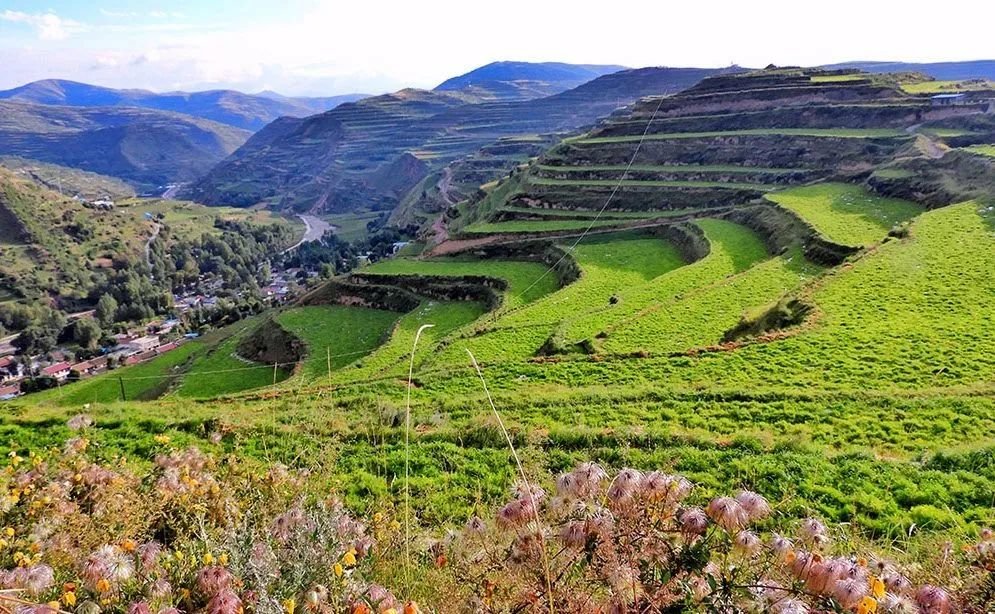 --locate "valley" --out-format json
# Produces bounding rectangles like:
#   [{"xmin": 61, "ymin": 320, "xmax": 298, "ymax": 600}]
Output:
[{"xmin": 1, "ymin": 55, "xmax": 994, "ymax": 612}]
